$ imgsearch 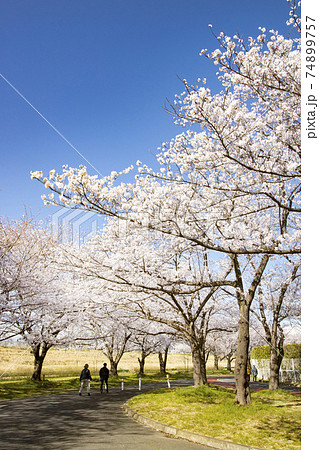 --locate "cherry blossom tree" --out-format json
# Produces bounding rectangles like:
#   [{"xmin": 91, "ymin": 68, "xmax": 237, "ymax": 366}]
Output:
[
  {"xmin": 97, "ymin": 324, "xmax": 132, "ymax": 377},
  {"xmin": 57, "ymin": 219, "xmax": 237, "ymax": 386},
  {"xmin": 205, "ymin": 302, "xmax": 237, "ymax": 371},
  {"xmin": 128, "ymin": 325, "xmax": 162, "ymax": 375},
  {"xmin": 0, "ymin": 217, "xmax": 31, "ymax": 342},
  {"xmin": 0, "ymin": 217, "xmax": 78, "ymax": 380},
  {"xmin": 31, "ymin": 1, "xmax": 300, "ymax": 404},
  {"xmin": 219, "ymin": 332, "xmax": 238, "ymax": 372},
  {"xmin": 157, "ymin": 334, "xmax": 175, "ymax": 374},
  {"xmin": 75, "ymin": 310, "xmax": 133, "ymax": 377},
  {"xmin": 206, "ymin": 331, "xmax": 233, "ymax": 371},
  {"xmin": 251, "ymin": 256, "xmax": 300, "ymax": 389}
]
